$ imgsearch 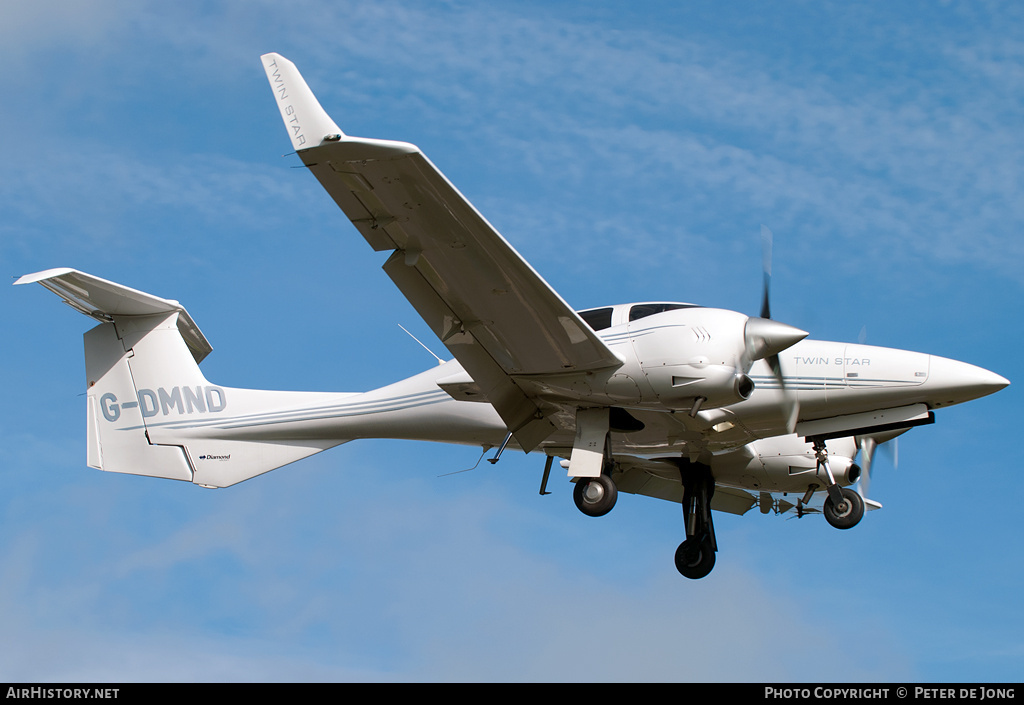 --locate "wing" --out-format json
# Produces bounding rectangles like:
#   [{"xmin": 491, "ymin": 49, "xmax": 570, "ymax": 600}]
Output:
[{"xmin": 261, "ymin": 53, "xmax": 621, "ymax": 450}]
